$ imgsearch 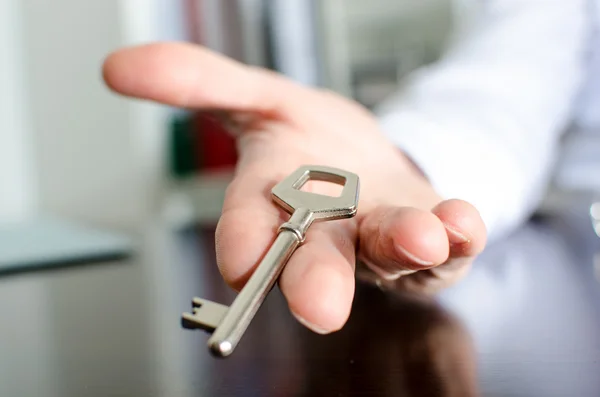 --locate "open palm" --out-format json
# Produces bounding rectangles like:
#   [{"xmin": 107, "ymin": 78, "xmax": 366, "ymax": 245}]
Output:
[{"xmin": 103, "ymin": 42, "xmax": 487, "ymax": 334}]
